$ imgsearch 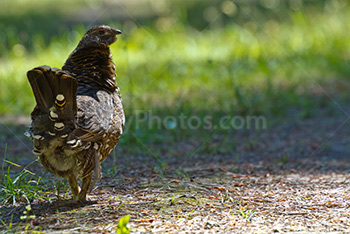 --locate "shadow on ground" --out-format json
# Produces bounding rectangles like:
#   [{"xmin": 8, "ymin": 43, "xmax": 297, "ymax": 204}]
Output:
[{"xmin": 0, "ymin": 105, "xmax": 350, "ymax": 232}]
